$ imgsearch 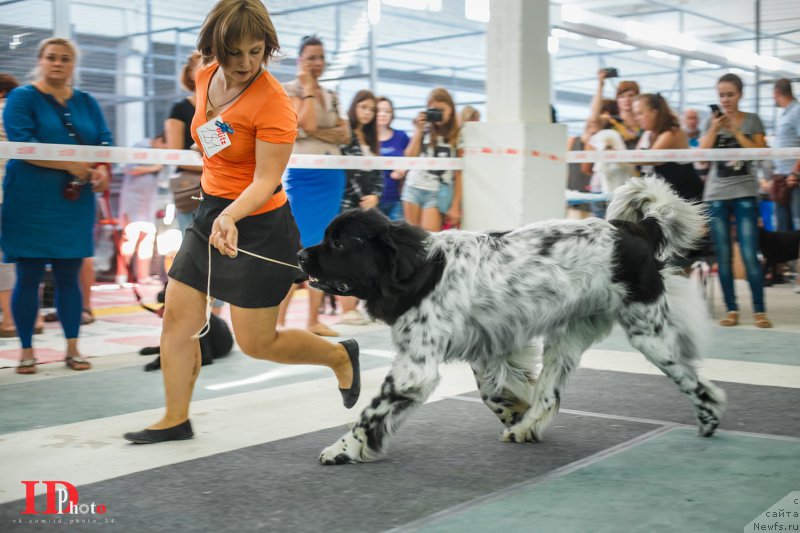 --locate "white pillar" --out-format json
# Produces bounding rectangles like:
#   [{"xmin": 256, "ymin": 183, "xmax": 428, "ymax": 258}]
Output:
[
  {"xmin": 53, "ymin": 0, "xmax": 71, "ymax": 38},
  {"xmin": 462, "ymin": 0, "xmax": 566, "ymax": 231}
]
